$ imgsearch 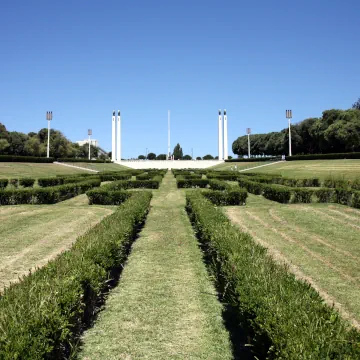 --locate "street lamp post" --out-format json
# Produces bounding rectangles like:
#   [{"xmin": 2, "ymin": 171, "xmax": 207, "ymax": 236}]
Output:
[
  {"xmin": 286, "ymin": 110, "xmax": 292, "ymax": 156},
  {"xmin": 88, "ymin": 129, "xmax": 92, "ymax": 160},
  {"xmin": 46, "ymin": 111, "xmax": 53, "ymax": 158},
  {"xmin": 246, "ymin": 128, "xmax": 251, "ymax": 158}
]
